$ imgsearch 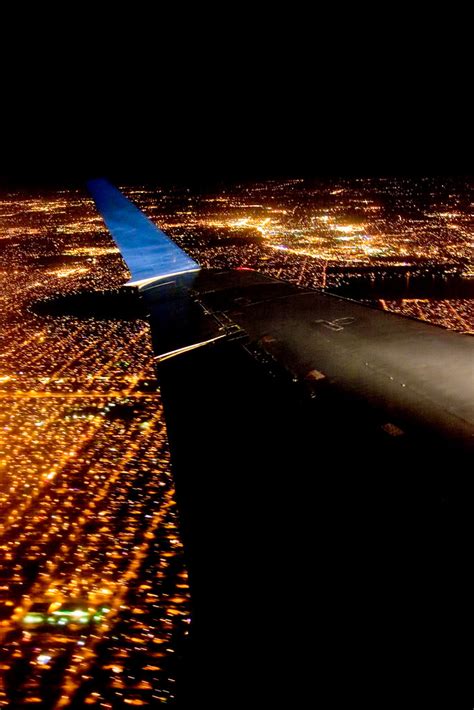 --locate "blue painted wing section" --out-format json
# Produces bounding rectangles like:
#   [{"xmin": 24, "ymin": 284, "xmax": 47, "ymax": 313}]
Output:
[{"xmin": 88, "ymin": 178, "xmax": 200, "ymax": 285}]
